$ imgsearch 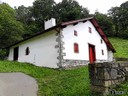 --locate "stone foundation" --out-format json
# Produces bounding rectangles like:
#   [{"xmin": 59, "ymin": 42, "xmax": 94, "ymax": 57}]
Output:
[{"xmin": 62, "ymin": 59, "xmax": 89, "ymax": 68}]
